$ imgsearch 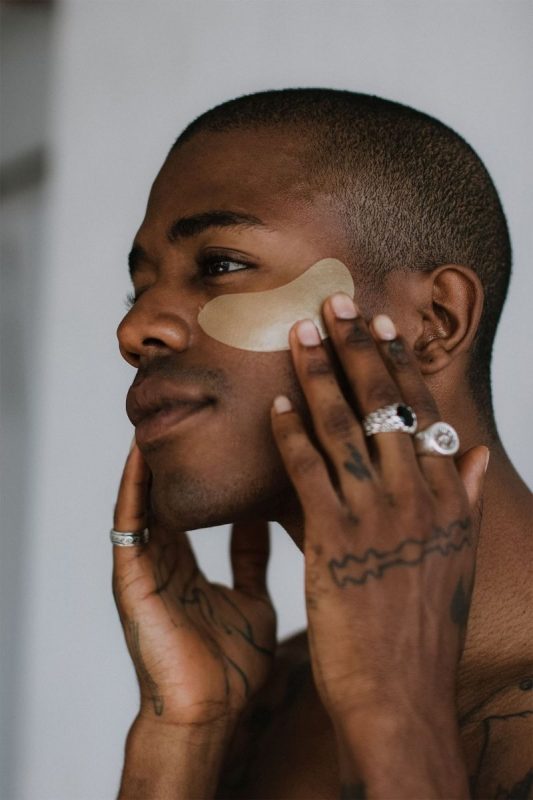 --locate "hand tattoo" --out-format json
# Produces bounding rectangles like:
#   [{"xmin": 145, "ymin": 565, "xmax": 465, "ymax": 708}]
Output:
[
  {"xmin": 328, "ymin": 518, "xmax": 472, "ymax": 588},
  {"xmin": 179, "ymin": 568, "xmax": 274, "ymax": 699},
  {"xmin": 343, "ymin": 443, "xmax": 372, "ymax": 481}
]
